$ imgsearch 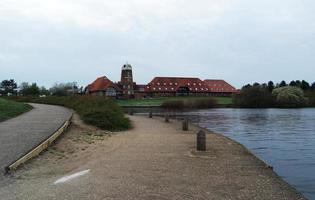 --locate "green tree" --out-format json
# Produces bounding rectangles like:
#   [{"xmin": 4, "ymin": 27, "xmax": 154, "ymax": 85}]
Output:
[
  {"xmin": 279, "ymin": 80, "xmax": 287, "ymax": 87},
  {"xmin": 233, "ymin": 85, "xmax": 274, "ymax": 108},
  {"xmin": 267, "ymin": 81, "xmax": 274, "ymax": 92},
  {"xmin": 20, "ymin": 82, "xmax": 40, "ymax": 96},
  {"xmin": 289, "ymin": 81, "xmax": 297, "ymax": 86},
  {"xmin": 0, "ymin": 79, "xmax": 17, "ymax": 95},
  {"xmin": 301, "ymin": 80, "xmax": 310, "ymax": 91},
  {"xmin": 272, "ymin": 86, "xmax": 307, "ymax": 108}
]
